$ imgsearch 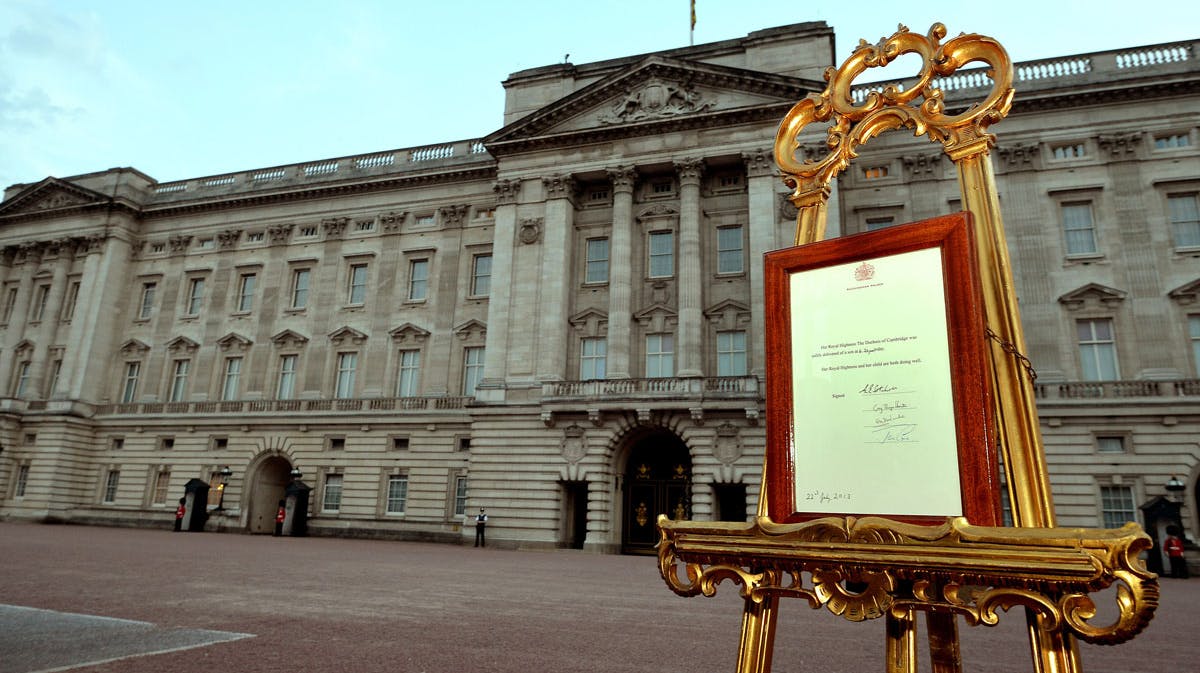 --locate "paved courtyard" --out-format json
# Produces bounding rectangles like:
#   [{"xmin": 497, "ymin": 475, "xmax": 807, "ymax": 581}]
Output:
[{"xmin": 0, "ymin": 522, "xmax": 1194, "ymax": 672}]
